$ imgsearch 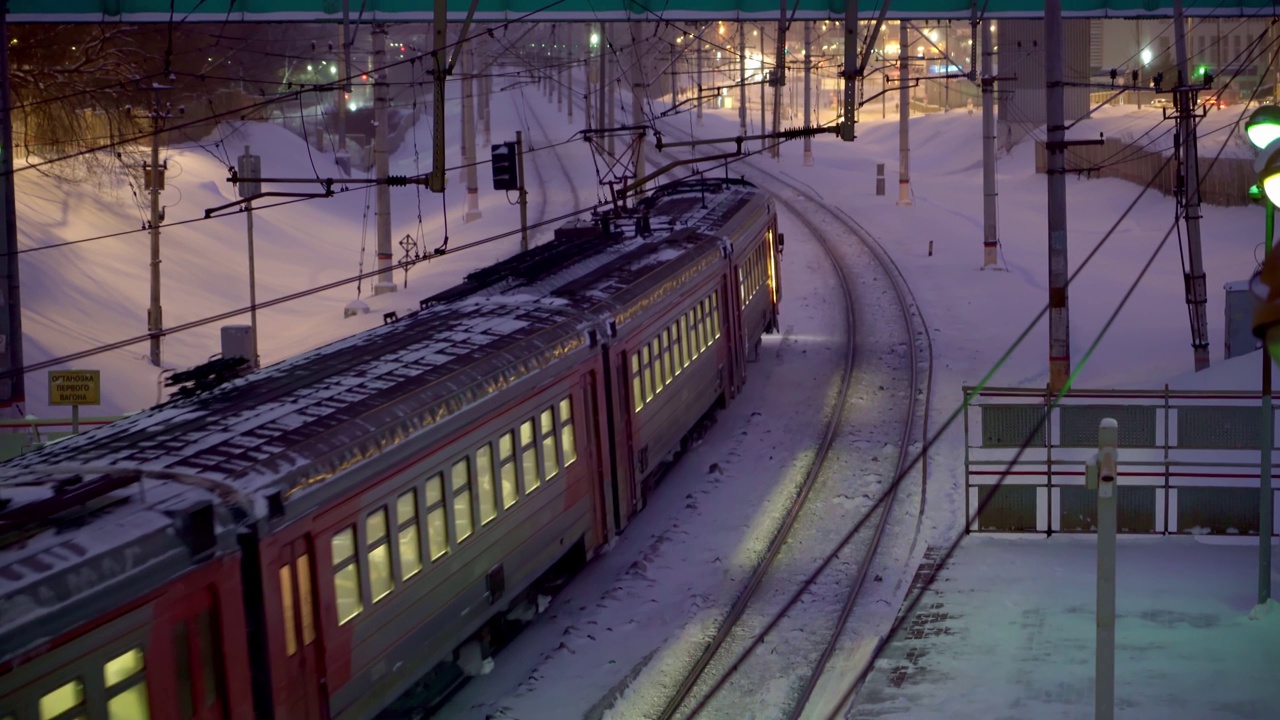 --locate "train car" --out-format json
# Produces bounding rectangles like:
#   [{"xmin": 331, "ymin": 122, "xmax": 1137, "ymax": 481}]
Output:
[{"xmin": 0, "ymin": 176, "xmax": 780, "ymax": 720}]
